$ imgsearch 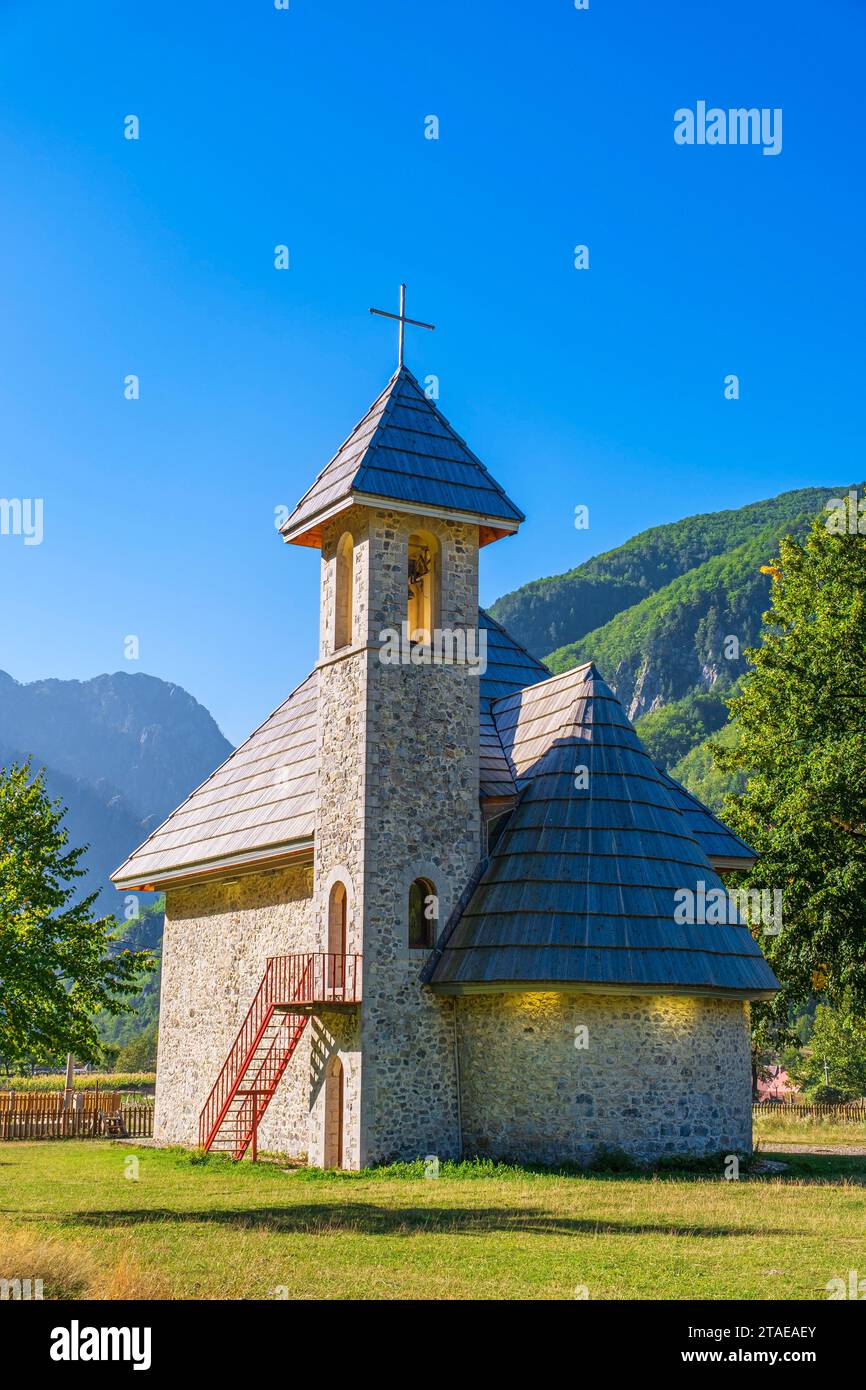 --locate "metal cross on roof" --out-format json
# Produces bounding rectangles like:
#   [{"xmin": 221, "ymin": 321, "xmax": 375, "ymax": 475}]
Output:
[{"xmin": 369, "ymin": 283, "xmax": 435, "ymax": 369}]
